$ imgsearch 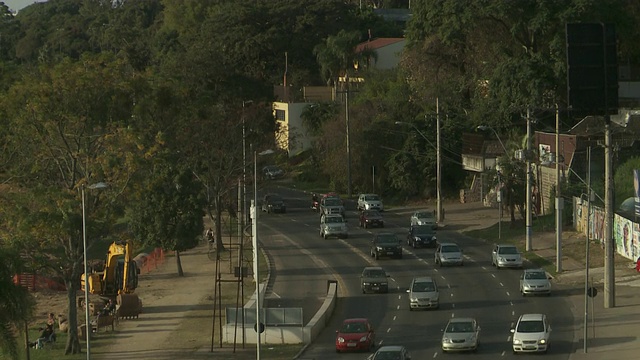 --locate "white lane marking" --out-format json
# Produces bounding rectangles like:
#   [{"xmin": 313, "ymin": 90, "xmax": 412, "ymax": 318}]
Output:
[
  {"xmin": 499, "ymin": 282, "xmax": 504, "ymax": 287},
  {"xmin": 506, "ymin": 291, "xmax": 511, "ymax": 296},
  {"xmin": 398, "ymin": 295, "xmax": 402, "ymax": 300},
  {"xmin": 512, "ymin": 310, "xmax": 515, "ymax": 316},
  {"xmin": 451, "ymin": 313, "xmax": 455, "ymax": 318},
  {"xmin": 481, "ymin": 266, "xmax": 487, "ymax": 270},
  {"xmin": 387, "ymin": 328, "xmax": 391, "ymax": 333},
  {"xmin": 271, "ymin": 292, "xmax": 281, "ymax": 298},
  {"xmin": 396, "ymin": 305, "xmax": 400, "ymax": 310},
  {"xmin": 433, "ymin": 352, "xmax": 438, "ymax": 358},
  {"xmin": 450, "ymin": 293, "xmax": 453, "ymax": 297},
  {"xmin": 393, "ymin": 315, "xmax": 397, "ymax": 321},
  {"xmin": 491, "ymin": 274, "xmax": 496, "ymax": 278},
  {"xmin": 501, "ymin": 350, "xmax": 506, "ymax": 356},
  {"xmin": 510, "ymin": 301, "xmax": 514, "ymax": 306},
  {"xmin": 452, "ymin": 303, "xmax": 455, "ymax": 308}
]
